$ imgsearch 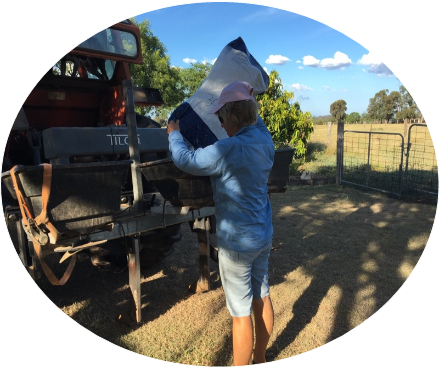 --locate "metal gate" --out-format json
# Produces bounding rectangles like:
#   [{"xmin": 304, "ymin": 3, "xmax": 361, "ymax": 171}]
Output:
[
  {"xmin": 340, "ymin": 124, "xmax": 438, "ymax": 201},
  {"xmin": 341, "ymin": 130, "xmax": 404, "ymax": 197},
  {"xmin": 403, "ymin": 124, "xmax": 438, "ymax": 200}
]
